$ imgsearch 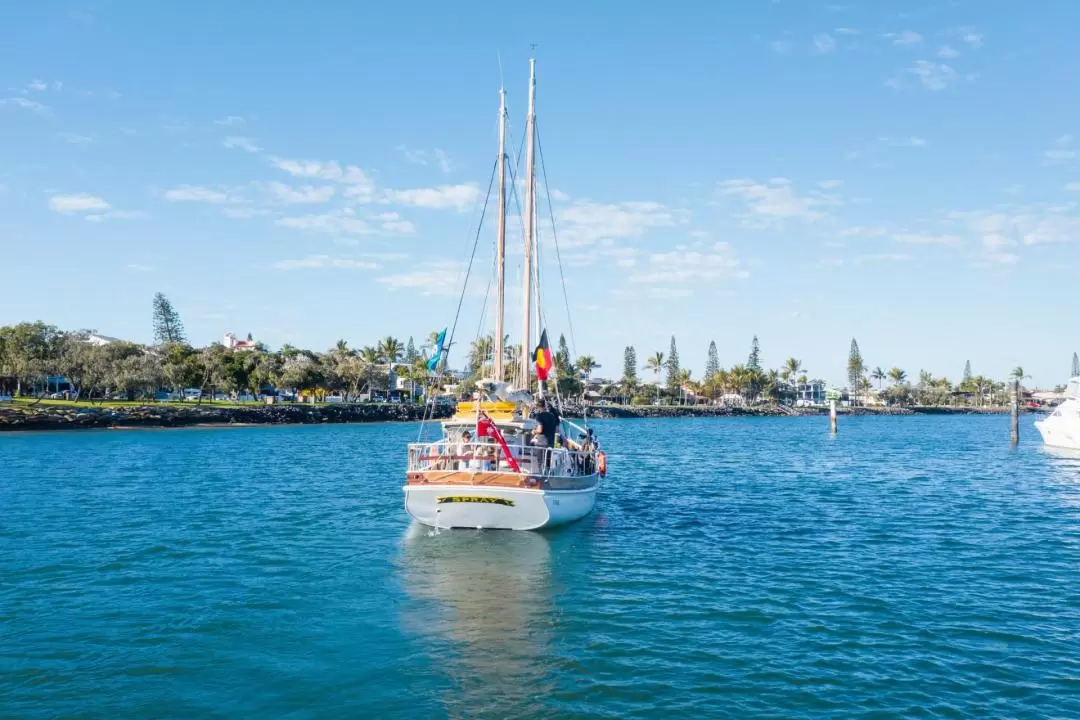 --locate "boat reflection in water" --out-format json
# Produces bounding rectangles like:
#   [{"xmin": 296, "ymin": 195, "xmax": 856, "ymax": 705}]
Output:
[{"xmin": 396, "ymin": 524, "xmax": 558, "ymax": 718}]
